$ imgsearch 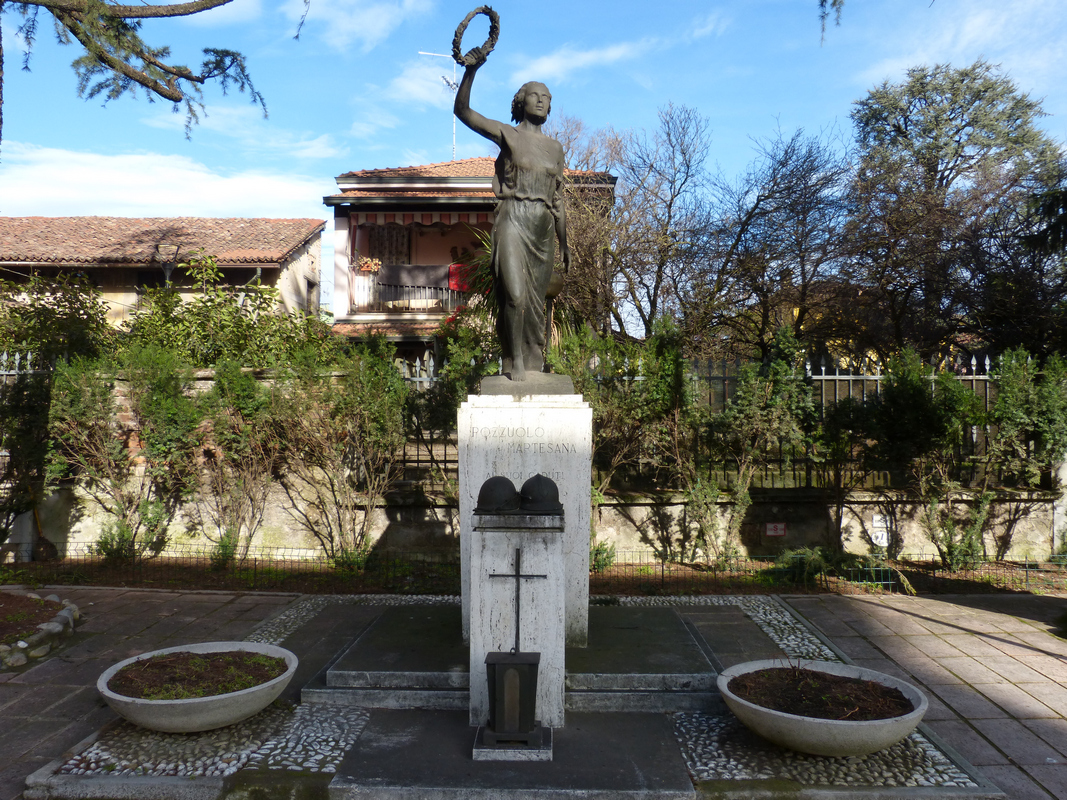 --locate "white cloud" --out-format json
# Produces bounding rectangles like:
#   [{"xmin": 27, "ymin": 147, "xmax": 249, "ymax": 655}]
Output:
[
  {"xmin": 691, "ymin": 11, "xmax": 730, "ymax": 40},
  {"xmin": 348, "ymin": 103, "xmax": 402, "ymax": 140},
  {"xmin": 513, "ymin": 39, "xmax": 657, "ymax": 86},
  {"xmin": 399, "ymin": 148, "xmax": 433, "ymax": 167},
  {"xmin": 853, "ymin": 0, "xmax": 1067, "ymax": 97},
  {"xmin": 388, "ymin": 60, "xmax": 458, "ymax": 110},
  {"xmin": 282, "ymin": 0, "xmax": 432, "ymax": 53},
  {"xmin": 0, "ymin": 141, "xmax": 336, "ymax": 306},
  {"xmin": 0, "ymin": 141, "xmax": 329, "ymax": 220},
  {"xmin": 343, "ymin": 59, "xmax": 454, "ymax": 144},
  {"xmin": 179, "ymin": 0, "xmax": 263, "ymax": 27},
  {"xmin": 141, "ymin": 104, "xmax": 347, "ymax": 160}
]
